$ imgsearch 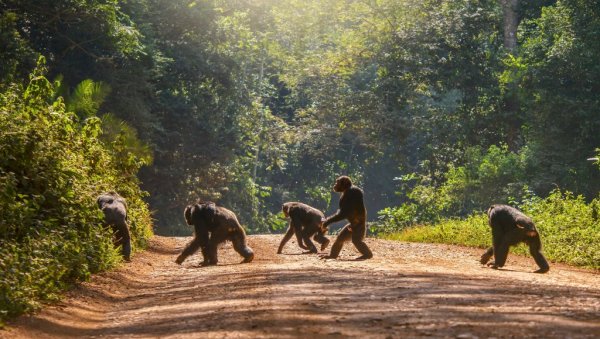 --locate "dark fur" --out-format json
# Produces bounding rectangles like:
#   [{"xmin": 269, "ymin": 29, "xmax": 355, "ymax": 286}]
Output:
[
  {"xmin": 97, "ymin": 192, "xmax": 131, "ymax": 261},
  {"xmin": 322, "ymin": 176, "xmax": 373, "ymax": 259},
  {"xmin": 480, "ymin": 204, "xmax": 549, "ymax": 273},
  {"xmin": 278, "ymin": 202, "xmax": 330, "ymax": 254},
  {"xmin": 176, "ymin": 201, "xmax": 254, "ymax": 266}
]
